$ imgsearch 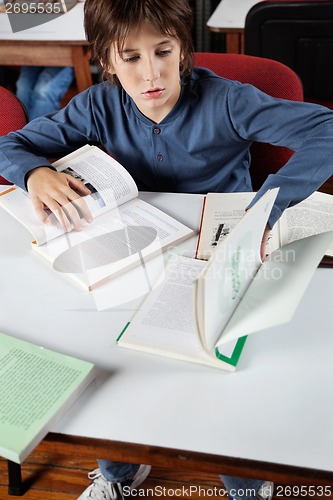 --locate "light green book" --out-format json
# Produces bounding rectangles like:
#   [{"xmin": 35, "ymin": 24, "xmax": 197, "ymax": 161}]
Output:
[{"xmin": 0, "ymin": 332, "xmax": 94, "ymax": 464}]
